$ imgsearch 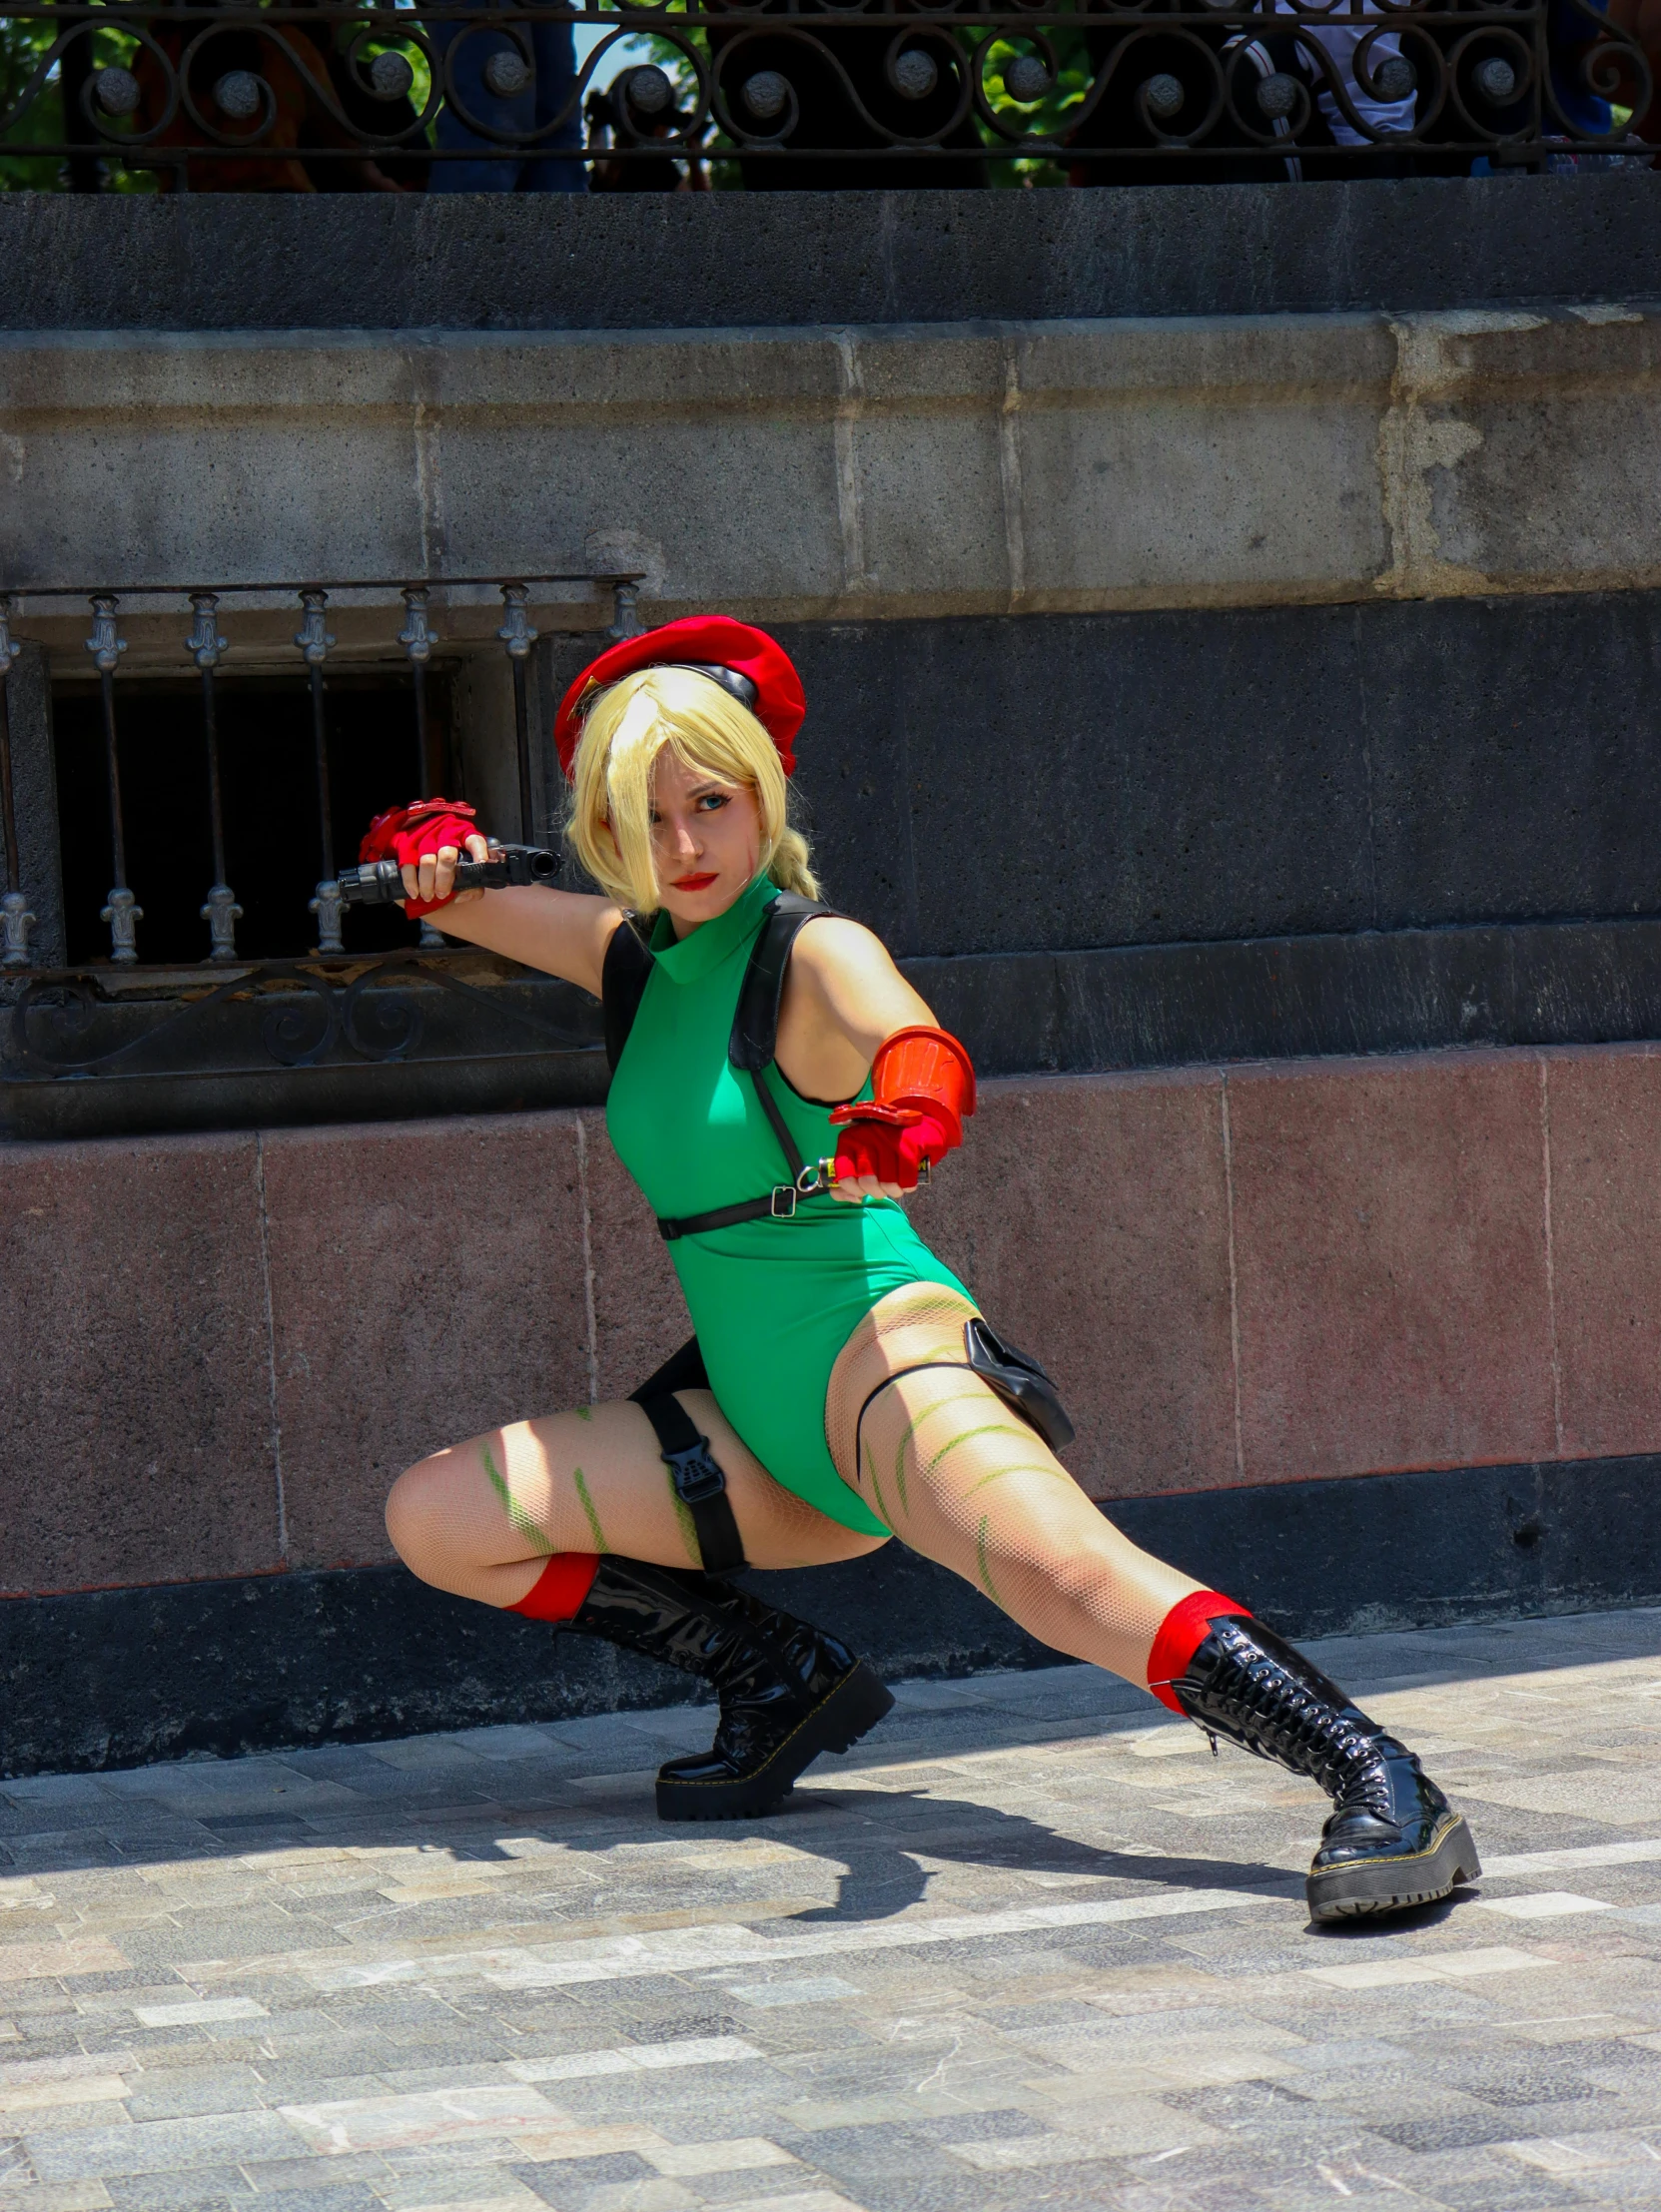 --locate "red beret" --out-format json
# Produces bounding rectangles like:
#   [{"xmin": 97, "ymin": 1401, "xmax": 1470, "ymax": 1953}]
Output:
[{"xmin": 553, "ymin": 616, "xmax": 805, "ymax": 781}]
